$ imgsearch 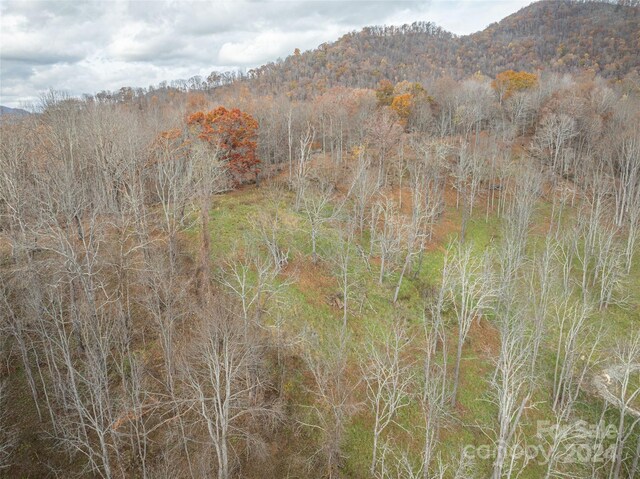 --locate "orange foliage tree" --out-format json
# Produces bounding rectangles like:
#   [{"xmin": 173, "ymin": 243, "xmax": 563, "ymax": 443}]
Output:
[
  {"xmin": 390, "ymin": 93, "xmax": 412, "ymax": 124},
  {"xmin": 389, "ymin": 82, "xmax": 432, "ymax": 130},
  {"xmin": 492, "ymin": 70, "xmax": 538, "ymax": 102},
  {"xmin": 187, "ymin": 106, "xmax": 259, "ymax": 183}
]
